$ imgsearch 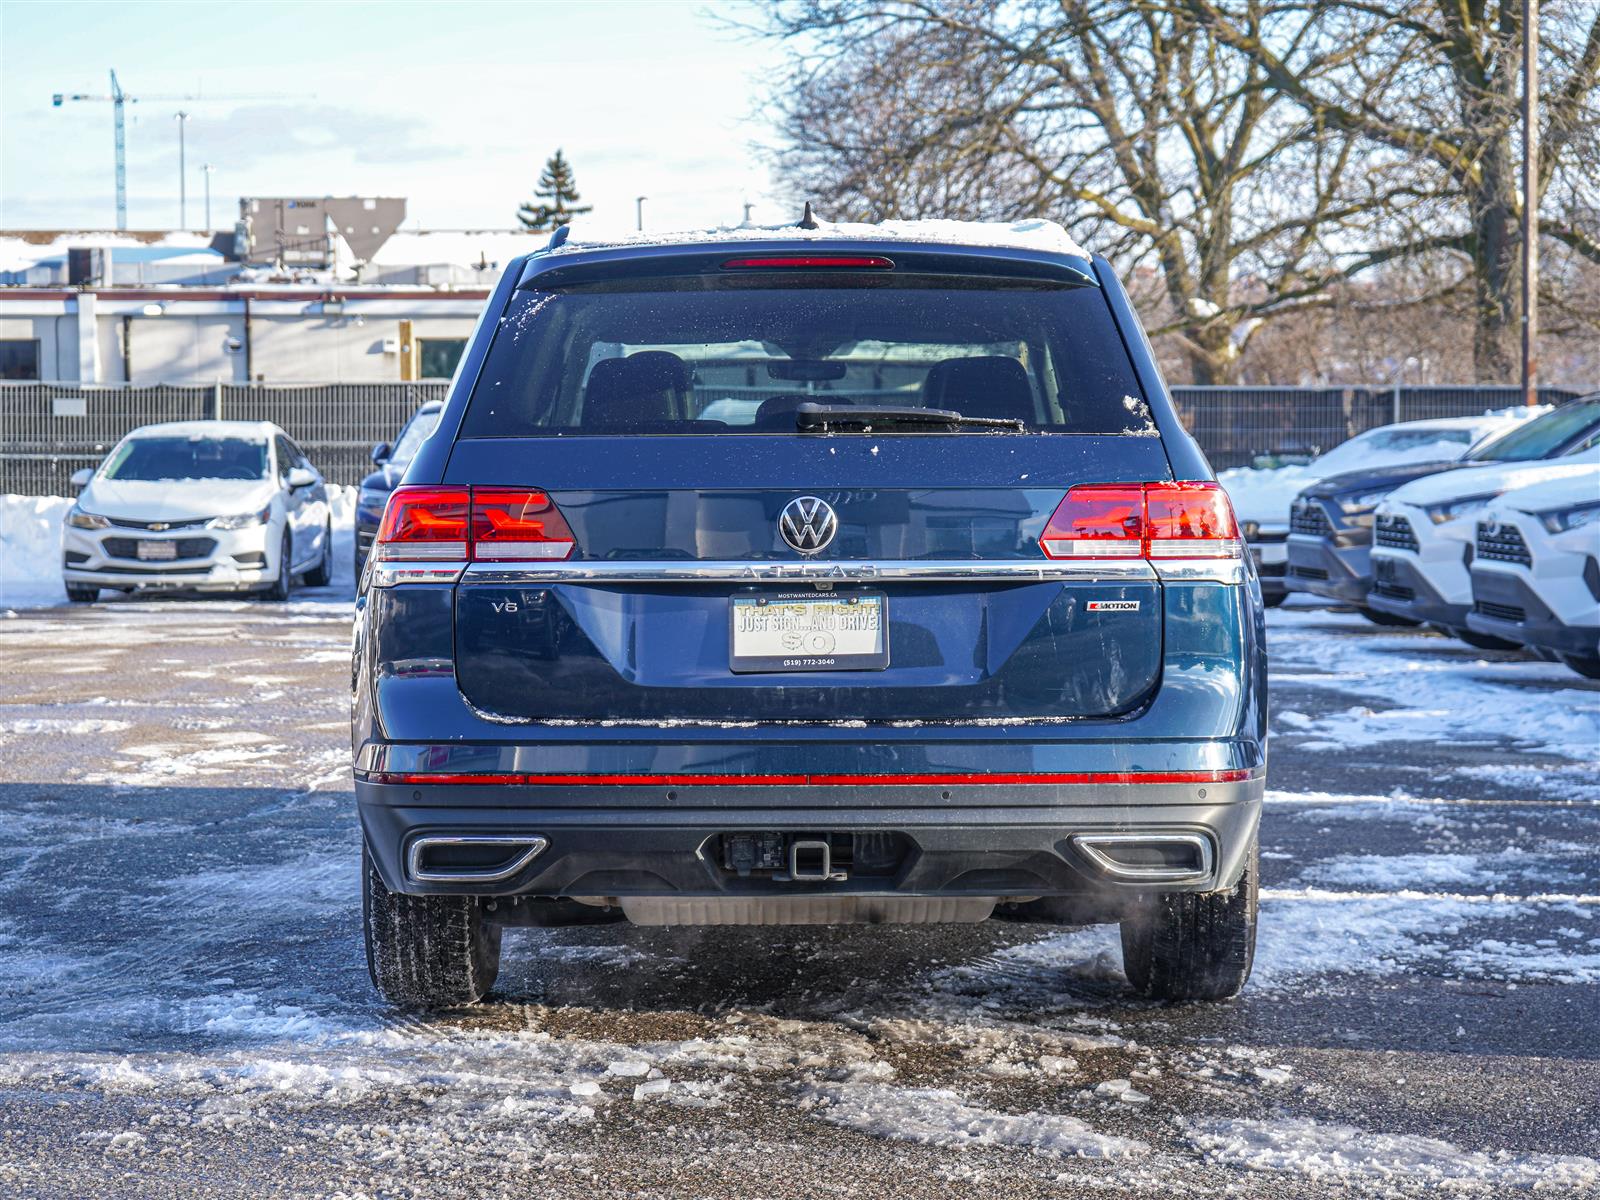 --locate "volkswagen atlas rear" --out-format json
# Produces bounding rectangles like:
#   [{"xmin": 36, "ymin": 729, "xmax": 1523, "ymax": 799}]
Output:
[{"xmin": 352, "ymin": 221, "xmax": 1268, "ymax": 1009}]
